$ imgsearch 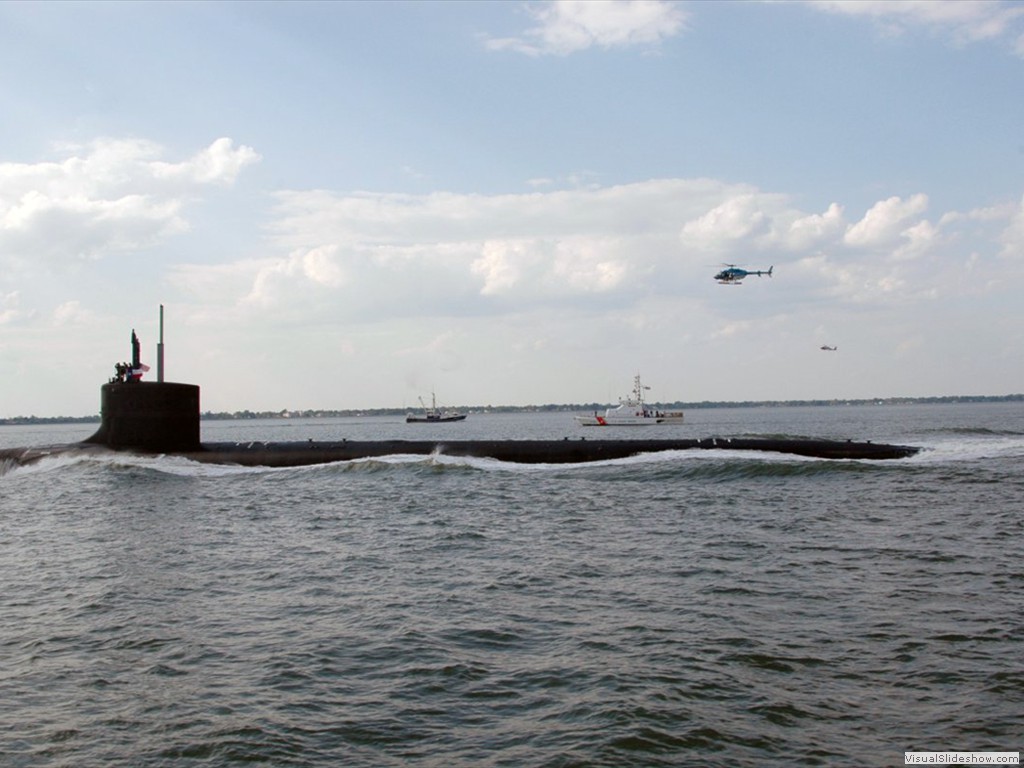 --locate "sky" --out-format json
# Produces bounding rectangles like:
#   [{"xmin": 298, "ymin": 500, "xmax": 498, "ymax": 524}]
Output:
[{"xmin": 2, "ymin": 0, "xmax": 1023, "ymax": 416}]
